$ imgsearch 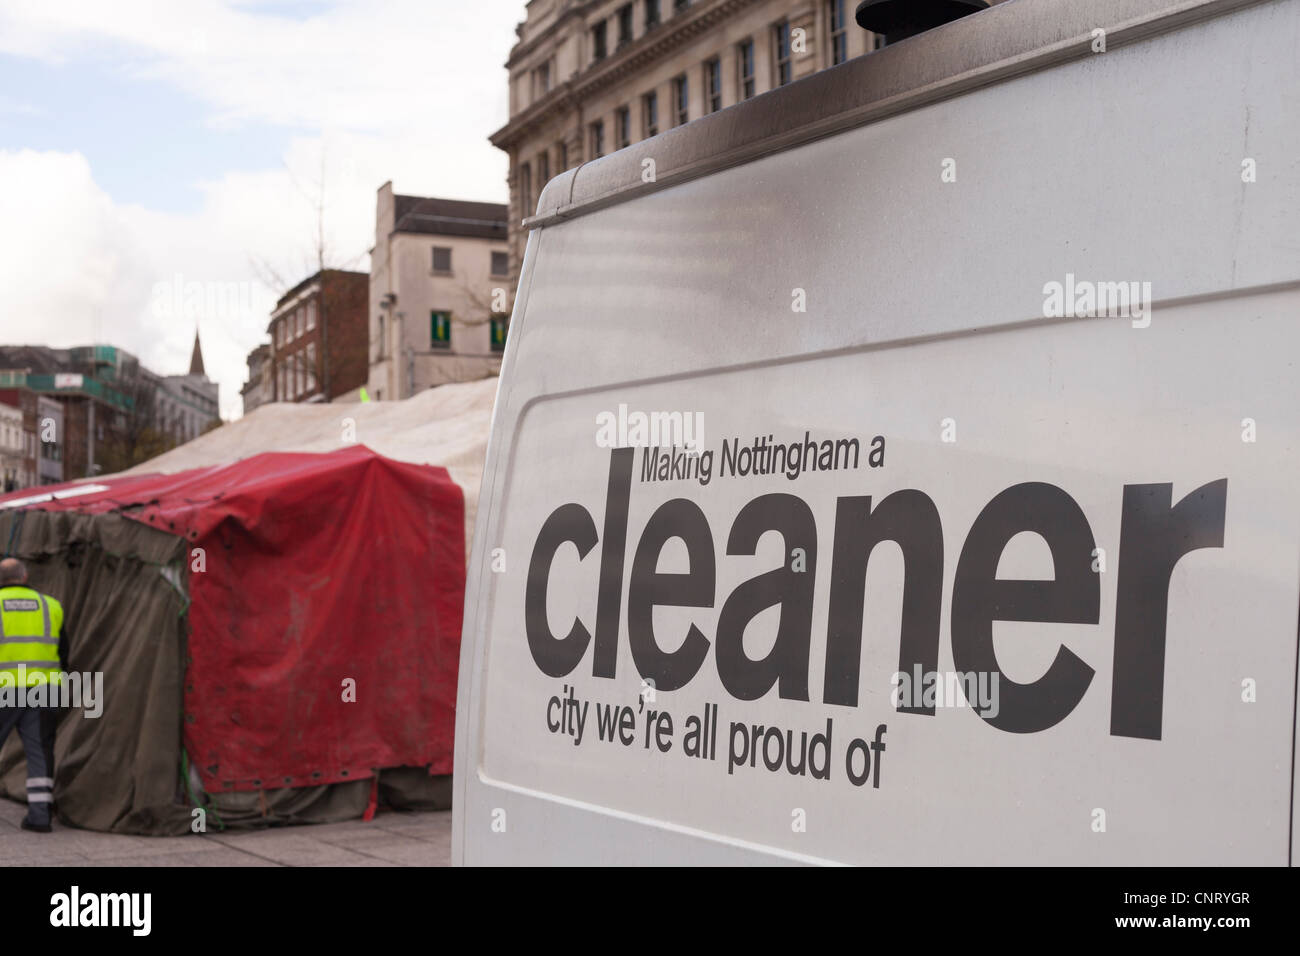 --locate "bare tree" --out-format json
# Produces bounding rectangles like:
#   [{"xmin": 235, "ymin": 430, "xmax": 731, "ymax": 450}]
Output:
[
  {"xmin": 246, "ymin": 147, "xmax": 366, "ymax": 402},
  {"xmin": 455, "ymin": 275, "xmax": 511, "ymax": 328},
  {"xmin": 97, "ymin": 371, "xmax": 176, "ymax": 474}
]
